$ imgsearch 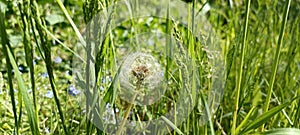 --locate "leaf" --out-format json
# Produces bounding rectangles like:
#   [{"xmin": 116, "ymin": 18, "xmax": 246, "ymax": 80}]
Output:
[
  {"xmin": 262, "ymin": 128, "xmax": 300, "ymax": 135},
  {"xmin": 7, "ymin": 47, "xmax": 40, "ymax": 135},
  {"xmin": 236, "ymin": 106, "xmax": 256, "ymax": 134},
  {"xmin": 161, "ymin": 116, "xmax": 184, "ymax": 135},
  {"xmin": 45, "ymin": 14, "xmax": 65, "ymax": 25},
  {"xmin": 241, "ymin": 100, "xmax": 295, "ymax": 134},
  {"xmin": 0, "ymin": 1, "xmax": 7, "ymax": 12}
]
